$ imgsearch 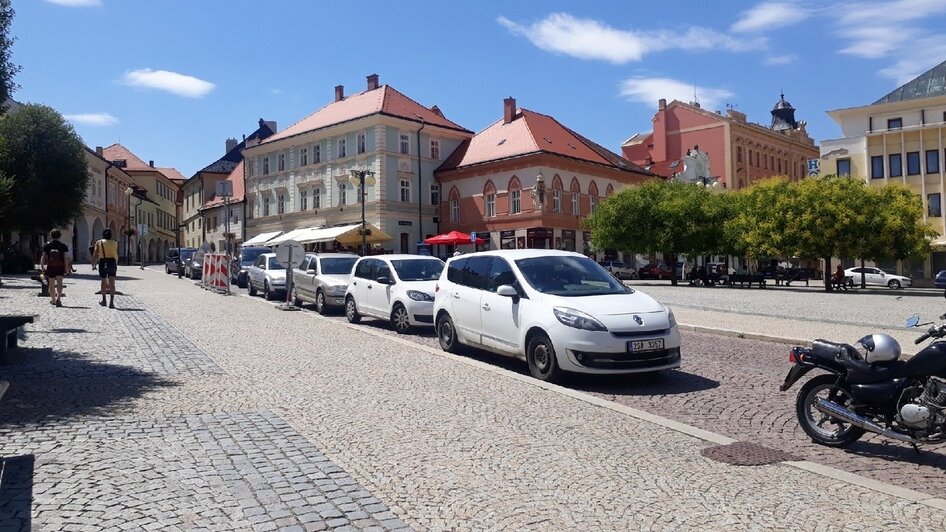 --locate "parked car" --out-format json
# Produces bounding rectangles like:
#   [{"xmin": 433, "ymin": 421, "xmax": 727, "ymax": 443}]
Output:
[
  {"xmin": 597, "ymin": 260, "xmax": 639, "ymax": 280},
  {"xmin": 345, "ymin": 254, "xmax": 445, "ymax": 334},
  {"xmin": 434, "ymin": 249, "xmax": 681, "ymax": 382},
  {"xmin": 246, "ymin": 252, "xmax": 287, "ymax": 300},
  {"xmin": 184, "ymin": 253, "xmax": 203, "ymax": 279},
  {"xmin": 290, "ymin": 253, "xmax": 359, "ymax": 314},
  {"xmin": 937, "ymin": 270, "xmax": 946, "ymax": 289},
  {"xmin": 844, "ymin": 267, "xmax": 912, "ymax": 289},
  {"xmin": 231, "ymin": 246, "xmax": 270, "ymax": 288},
  {"xmin": 164, "ymin": 247, "xmax": 196, "ymax": 275},
  {"xmin": 639, "ymin": 263, "xmax": 672, "ymax": 280}
]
